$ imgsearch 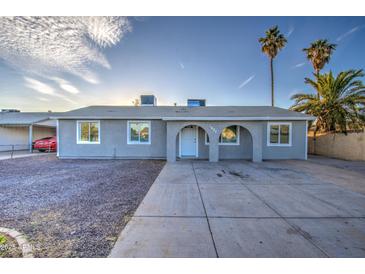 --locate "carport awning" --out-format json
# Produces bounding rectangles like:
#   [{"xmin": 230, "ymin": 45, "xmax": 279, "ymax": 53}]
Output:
[
  {"xmin": 0, "ymin": 117, "xmax": 56, "ymax": 128},
  {"xmin": 0, "ymin": 112, "xmax": 59, "ymax": 127}
]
